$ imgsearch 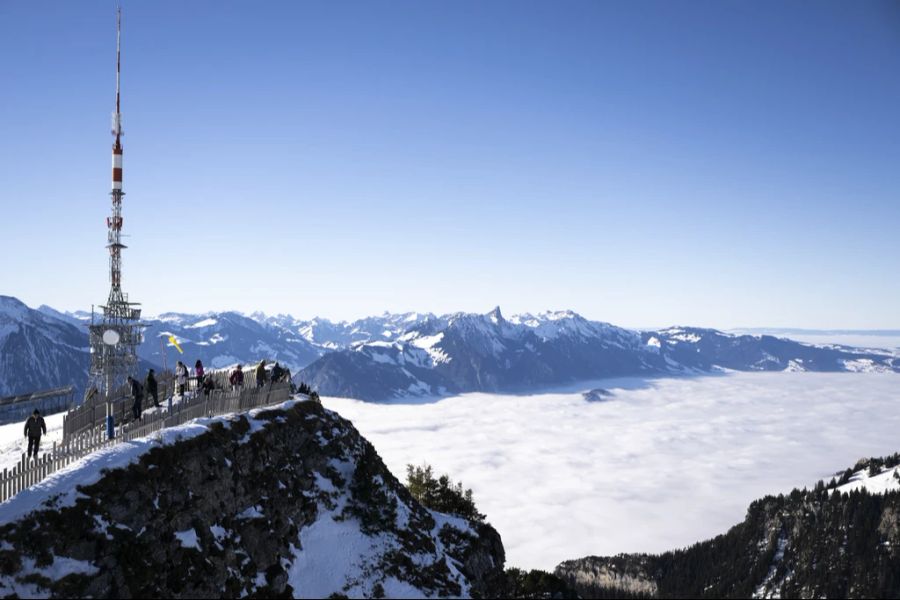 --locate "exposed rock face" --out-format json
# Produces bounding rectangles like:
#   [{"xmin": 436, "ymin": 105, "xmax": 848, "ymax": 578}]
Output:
[
  {"xmin": 0, "ymin": 401, "xmax": 505, "ymax": 598},
  {"xmin": 555, "ymin": 456, "xmax": 900, "ymax": 599},
  {"xmin": 555, "ymin": 557, "xmax": 657, "ymax": 597}
]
